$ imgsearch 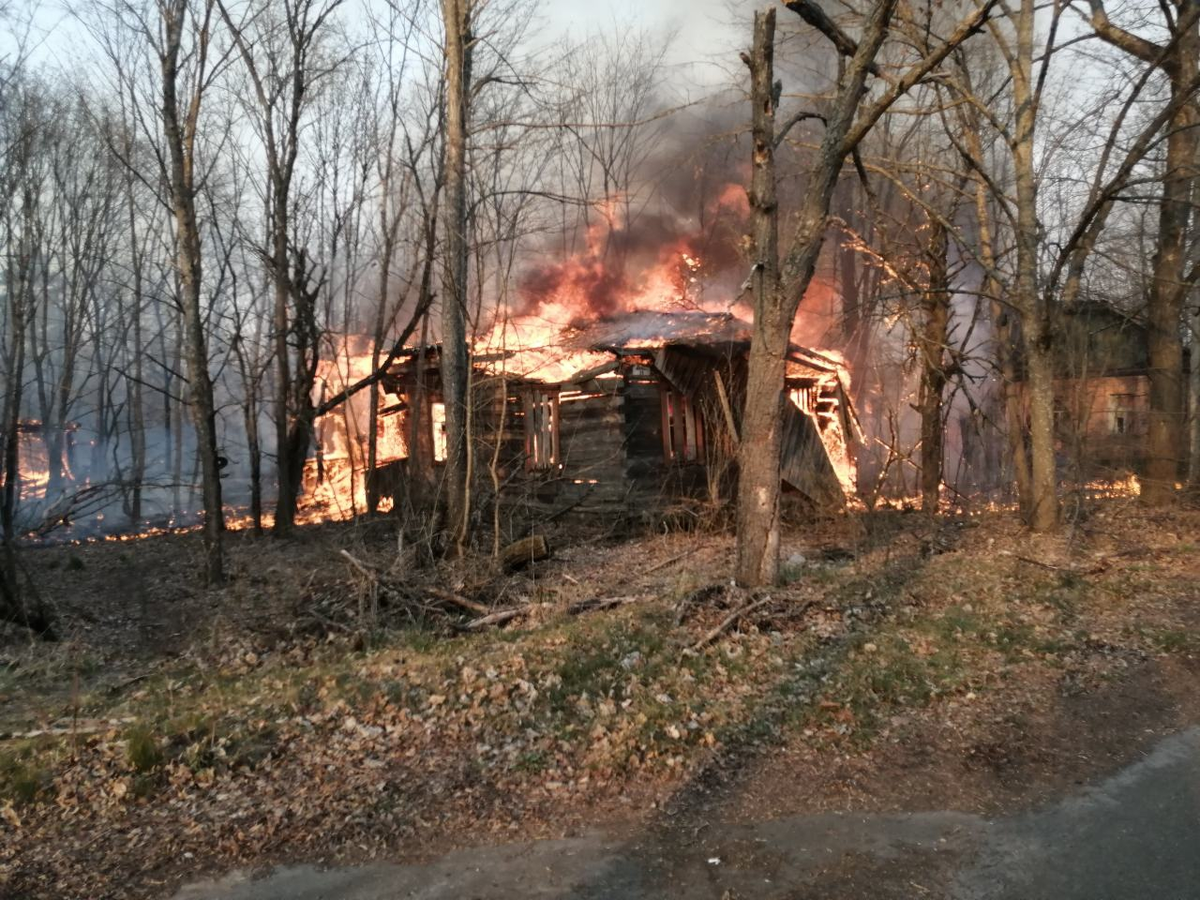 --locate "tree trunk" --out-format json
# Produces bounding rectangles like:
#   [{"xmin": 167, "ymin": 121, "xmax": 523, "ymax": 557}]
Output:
[
  {"xmin": 171, "ymin": 325, "xmax": 184, "ymax": 518},
  {"xmin": 736, "ymin": 0, "xmax": 894, "ymax": 585},
  {"xmin": 1142, "ymin": 36, "xmax": 1197, "ymax": 503},
  {"xmin": 1190, "ymin": 303, "xmax": 1200, "ymax": 489},
  {"xmin": 919, "ymin": 218, "xmax": 949, "ymax": 514},
  {"xmin": 2, "ymin": 239, "xmax": 29, "ymax": 623},
  {"xmin": 120, "ymin": 134, "xmax": 147, "ymax": 526},
  {"xmin": 735, "ymin": 8, "xmax": 783, "ymax": 587},
  {"xmin": 1084, "ymin": 0, "xmax": 1199, "ymax": 503},
  {"xmin": 366, "ymin": 225, "xmax": 391, "ymax": 515},
  {"xmin": 440, "ymin": 0, "xmax": 473, "ymax": 550},
  {"xmin": 161, "ymin": 1, "xmax": 224, "ymax": 583},
  {"xmin": 1, "ymin": 185, "xmax": 55, "ymax": 637},
  {"xmin": 245, "ymin": 386, "xmax": 263, "ymax": 534},
  {"xmin": 969, "ymin": 137, "xmax": 1032, "ymax": 508},
  {"xmin": 271, "ymin": 196, "xmax": 294, "ymax": 534},
  {"xmin": 1010, "ymin": 0, "xmax": 1059, "ymax": 531}
]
